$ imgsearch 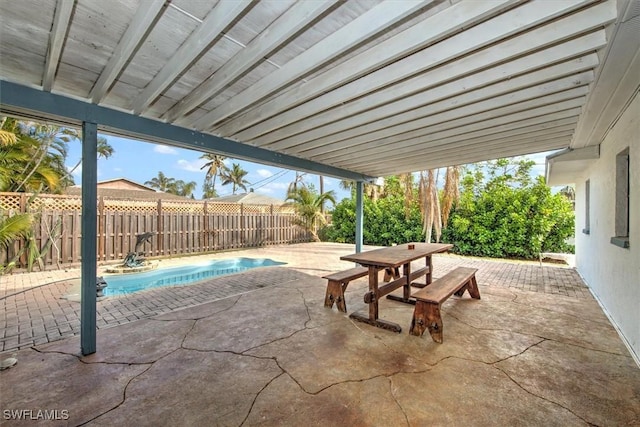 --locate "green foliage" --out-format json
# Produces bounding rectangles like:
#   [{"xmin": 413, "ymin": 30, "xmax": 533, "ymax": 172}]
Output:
[
  {"xmin": 285, "ymin": 185, "xmax": 336, "ymax": 241},
  {"xmin": 442, "ymin": 159, "xmax": 575, "ymax": 259},
  {"xmin": 220, "ymin": 163, "xmax": 249, "ymax": 194},
  {"xmin": 327, "ymin": 159, "xmax": 574, "ymax": 259},
  {"xmin": 325, "ymin": 188, "xmax": 424, "ymax": 246}
]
